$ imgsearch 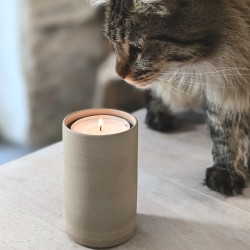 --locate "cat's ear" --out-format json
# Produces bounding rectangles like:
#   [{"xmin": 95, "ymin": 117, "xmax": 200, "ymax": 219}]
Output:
[
  {"xmin": 90, "ymin": 0, "xmax": 110, "ymax": 6},
  {"xmin": 133, "ymin": 0, "xmax": 169, "ymax": 16}
]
